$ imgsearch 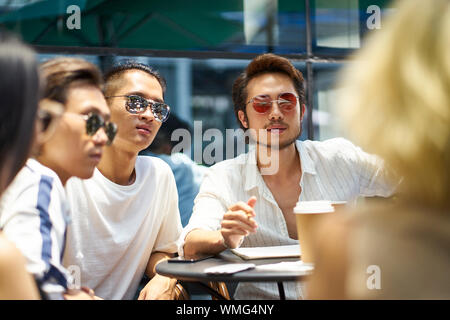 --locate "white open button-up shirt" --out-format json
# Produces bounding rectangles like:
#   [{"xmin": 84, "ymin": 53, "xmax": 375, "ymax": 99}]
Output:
[{"xmin": 178, "ymin": 138, "xmax": 396, "ymax": 300}]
